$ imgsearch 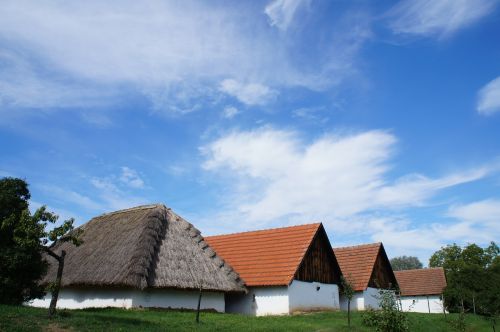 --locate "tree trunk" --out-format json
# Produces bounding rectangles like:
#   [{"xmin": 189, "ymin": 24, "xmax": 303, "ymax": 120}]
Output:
[
  {"xmin": 48, "ymin": 250, "xmax": 66, "ymax": 318},
  {"xmin": 472, "ymin": 293, "xmax": 476, "ymax": 315},
  {"xmin": 427, "ymin": 295, "xmax": 431, "ymax": 314},
  {"xmin": 347, "ymin": 300, "xmax": 351, "ymax": 328},
  {"xmin": 196, "ymin": 286, "xmax": 202, "ymax": 323}
]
